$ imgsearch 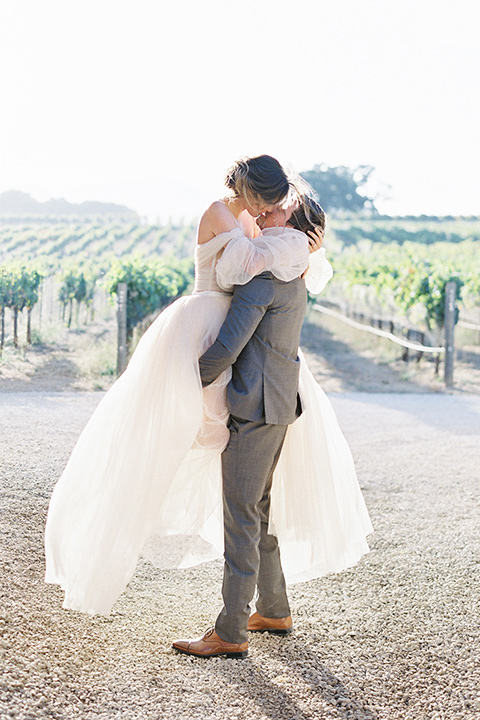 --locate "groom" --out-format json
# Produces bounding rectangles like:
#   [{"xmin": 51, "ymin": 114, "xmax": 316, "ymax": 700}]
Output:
[{"xmin": 172, "ymin": 266, "xmax": 307, "ymax": 658}]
